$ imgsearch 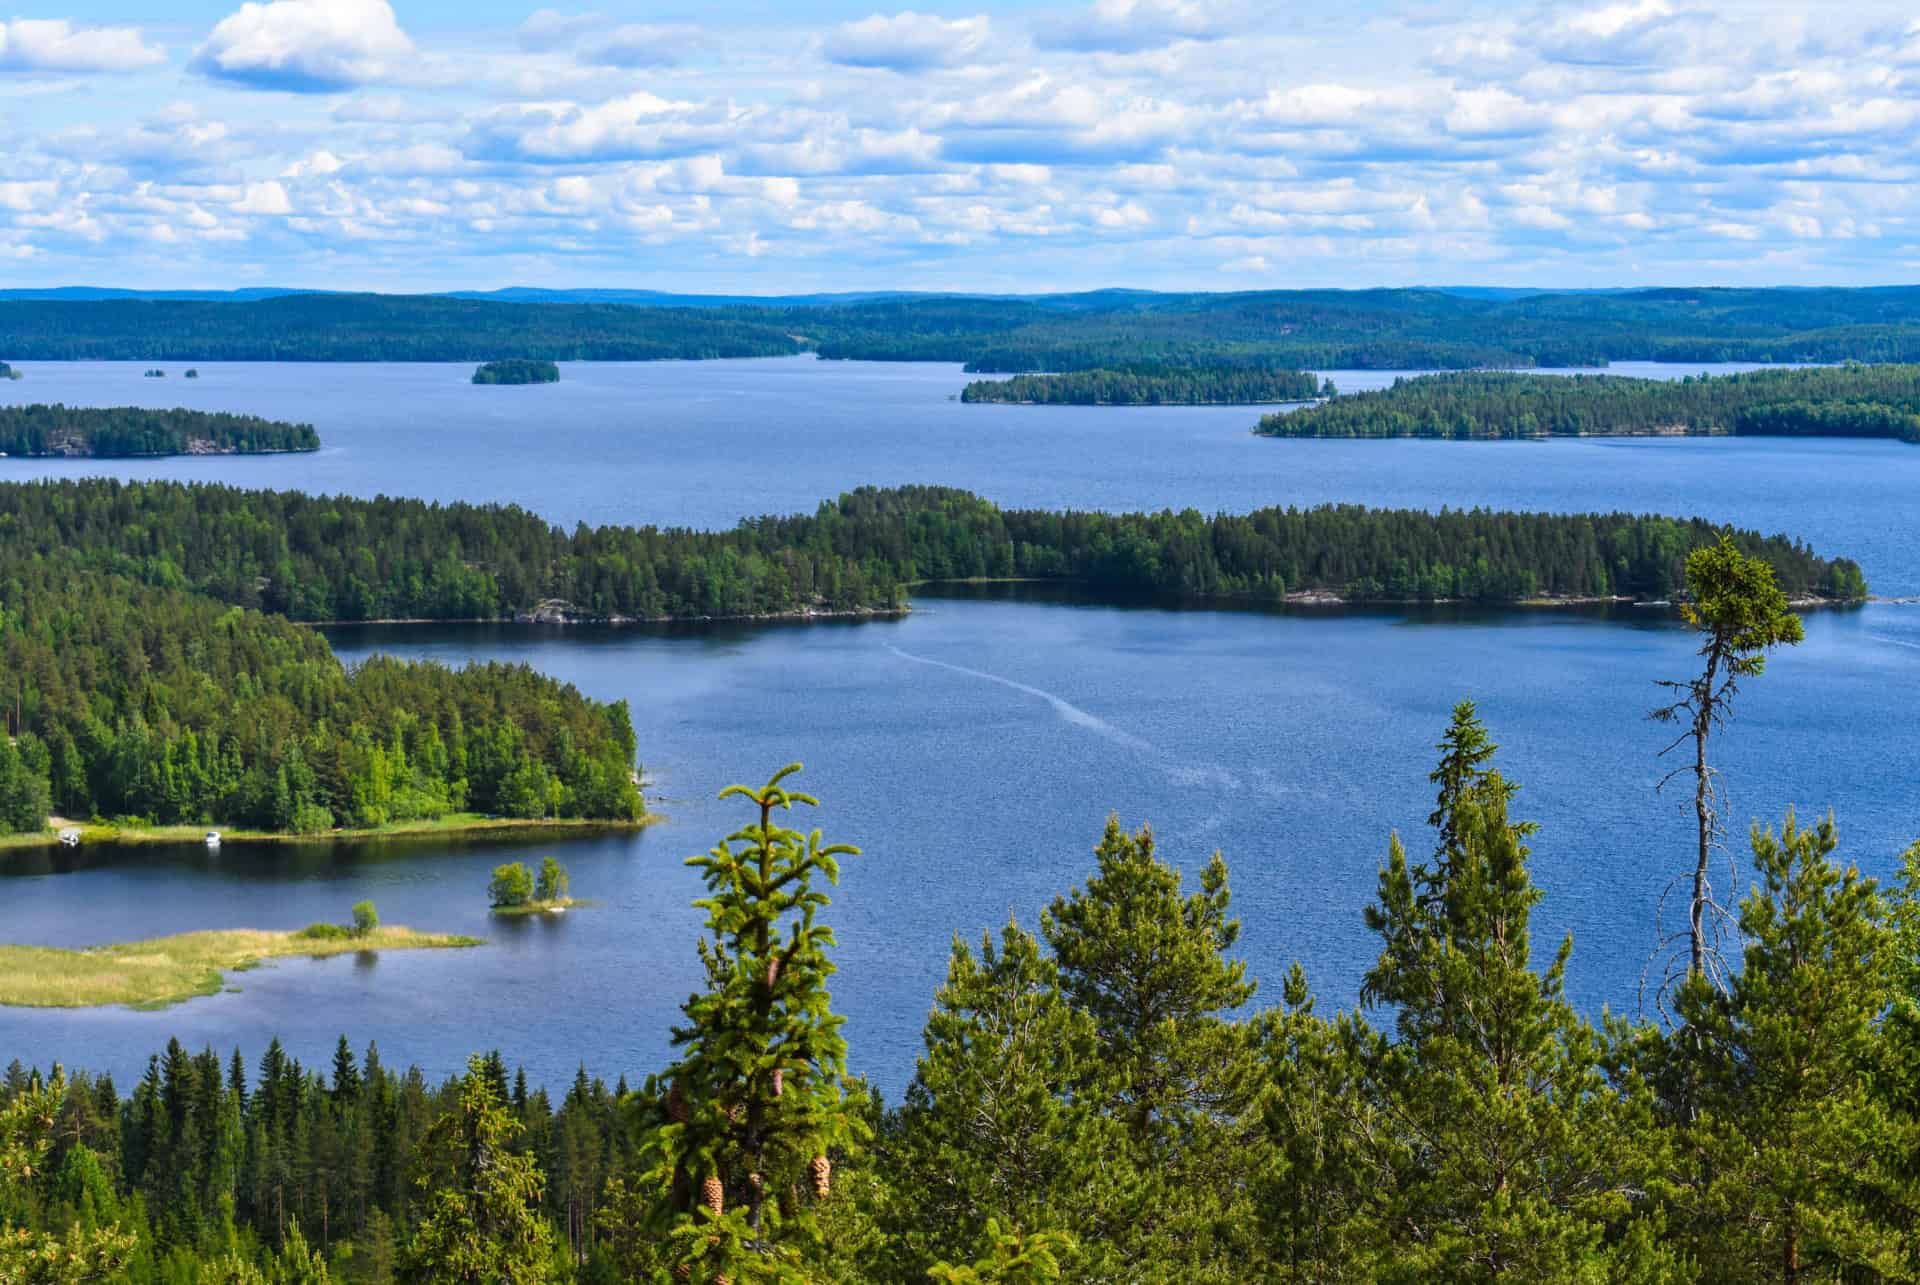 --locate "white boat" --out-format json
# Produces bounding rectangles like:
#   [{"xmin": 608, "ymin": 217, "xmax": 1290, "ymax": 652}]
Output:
[
  {"xmin": 205, "ymin": 831, "xmax": 222, "ymax": 849},
  {"xmin": 58, "ymin": 828, "xmax": 81, "ymax": 848}
]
